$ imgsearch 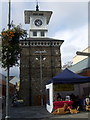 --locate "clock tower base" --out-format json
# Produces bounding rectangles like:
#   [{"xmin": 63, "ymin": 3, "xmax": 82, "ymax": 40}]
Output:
[{"xmin": 19, "ymin": 38, "xmax": 64, "ymax": 106}]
